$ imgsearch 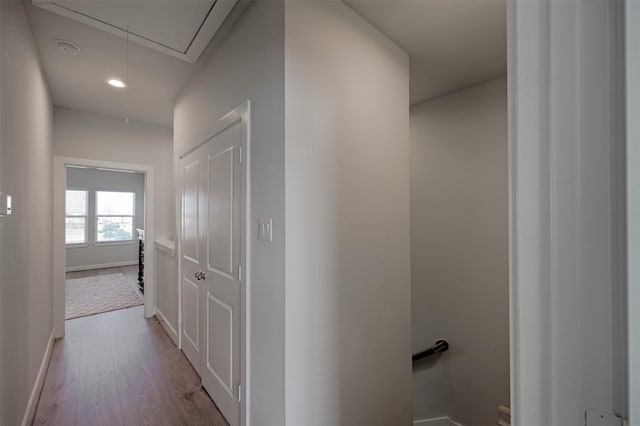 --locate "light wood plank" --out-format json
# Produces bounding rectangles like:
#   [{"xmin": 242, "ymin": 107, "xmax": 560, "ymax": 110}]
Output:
[{"xmin": 33, "ymin": 305, "xmax": 228, "ymax": 425}]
